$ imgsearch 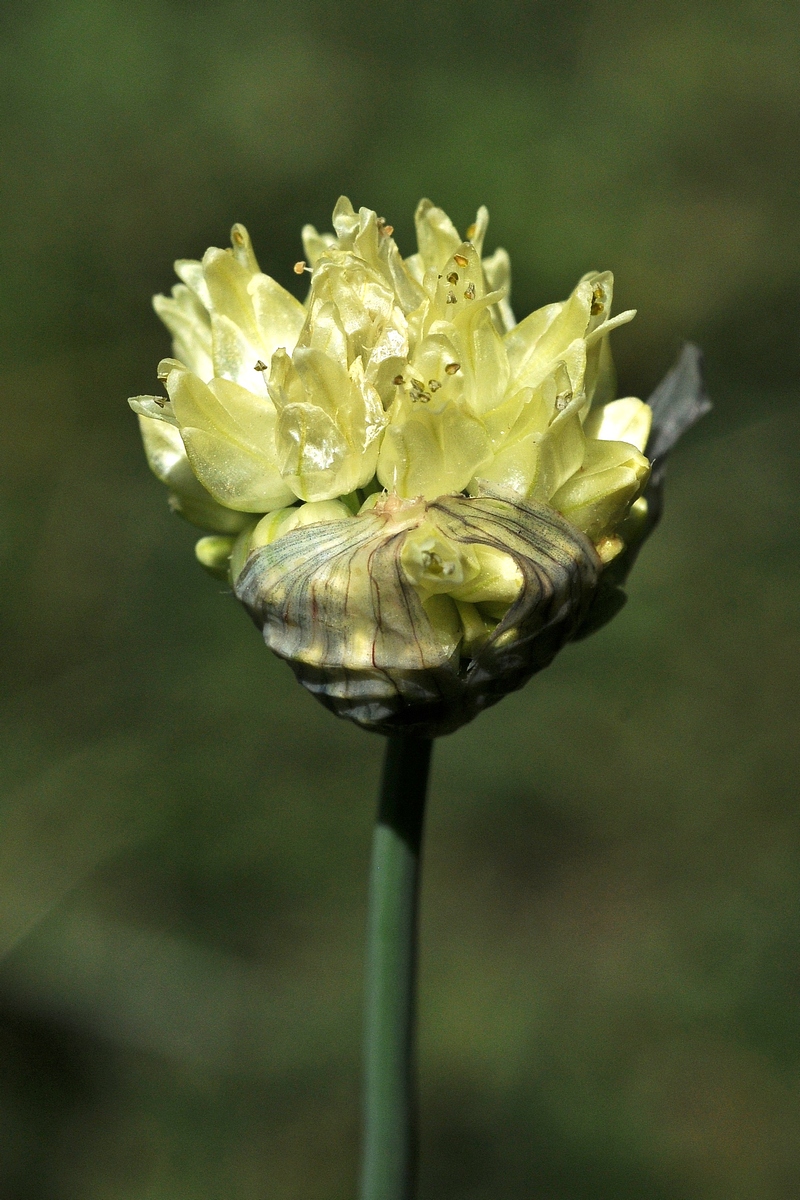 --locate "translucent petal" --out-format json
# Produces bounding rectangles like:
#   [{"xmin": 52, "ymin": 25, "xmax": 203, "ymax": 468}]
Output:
[
  {"xmin": 298, "ymin": 299, "xmax": 349, "ymax": 366},
  {"xmin": 467, "ymin": 205, "xmax": 489, "ymax": 257},
  {"xmin": 174, "ymin": 259, "xmax": 211, "ymax": 310},
  {"xmin": 168, "ymin": 368, "xmax": 293, "ymax": 511},
  {"xmin": 180, "ymin": 425, "xmax": 295, "ymax": 512},
  {"xmin": 229, "ymin": 223, "xmax": 260, "ymax": 274},
  {"xmin": 474, "ymin": 349, "xmax": 587, "ymax": 499},
  {"xmin": 579, "ymin": 269, "xmax": 614, "ymax": 334},
  {"xmin": 137, "ymin": 413, "xmax": 189, "ymax": 483},
  {"xmin": 152, "ymin": 284, "xmax": 213, "ymax": 380},
  {"xmin": 551, "ymin": 439, "xmax": 650, "ymax": 540},
  {"xmin": 331, "ymin": 196, "xmax": 360, "ymax": 246},
  {"xmin": 202, "ymin": 246, "xmax": 260, "ymax": 344},
  {"xmin": 528, "ymin": 408, "xmax": 587, "ymax": 501},
  {"xmin": 307, "ymin": 253, "xmax": 395, "ymax": 361},
  {"xmin": 294, "ymin": 346, "xmax": 352, "ymax": 421},
  {"xmin": 429, "ymin": 242, "xmax": 486, "ymax": 317},
  {"xmin": 448, "ymin": 296, "xmax": 510, "ymax": 418},
  {"xmin": 266, "ymin": 347, "xmax": 305, "ymax": 411},
  {"xmin": 584, "ymin": 397, "xmax": 652, "ymax": 453},
  {"xmin": 478, "ymin": 387, "xmax": 530, "ymax": 450},
  {"xmin": 276, "ymin": 402, "xmax": 362, "ymax": 502},
  {"xmin": 584, "ymin": 308, "xmax": 636, "ymax": 347},
  {"xmin": 406, "ymin": 332, "xmax": 467, "ymax": 410},
  {"xmin": 301, "ymin": 224, "xmax": 337, "ymax": 267},
  {"xmin": 384, "ymin": 240, "xmax": 426, "ymax": 315},
  {"xmin": 506, "ymin": 280, "xmax": 593, "ymax": 389},
  {"xmin": 414, "ymin": 199, "xmax": 462, "ymax": 270},
  {"xmin": 365, "ymin": 306, "xmax": 410, "ymax": 404},
  {"xmin": 248, "ymin": 274, "xmax": 306, "ymax": 361},
  {"xmin": 129, "ymin": 395, "xmax": 177, "ymax": 424},
  {"xmin": 377, "ymin": 396, "xmax": 492, "ymax": 500},
  {"xmin": 352, "ymin": 207, "xmax": 383, "ymax": 270},
  {"xmin": 482, "ymin": 247, "xmax": 516, "ymax": 333},
  {"xmin": 170, "ymin": 370, "xmax": 274, "ymax": 445},
  {"xmin": 504, "ymin": 300, "xmax": 563, "ymax": 382},
  {"xmin": 584, "ymin": 331, "xmax": 616, "ymax": 409},
  {"xmin": 136, "ymin": 415, "xmax": 250, "ymax": 533},
  {"xmin": 210, "ymin": 313, "xmax": 266, "ymax": 392},
  {"xmin": 348, "ymin": 357, "xmax": 388, "ymax": 453}
]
